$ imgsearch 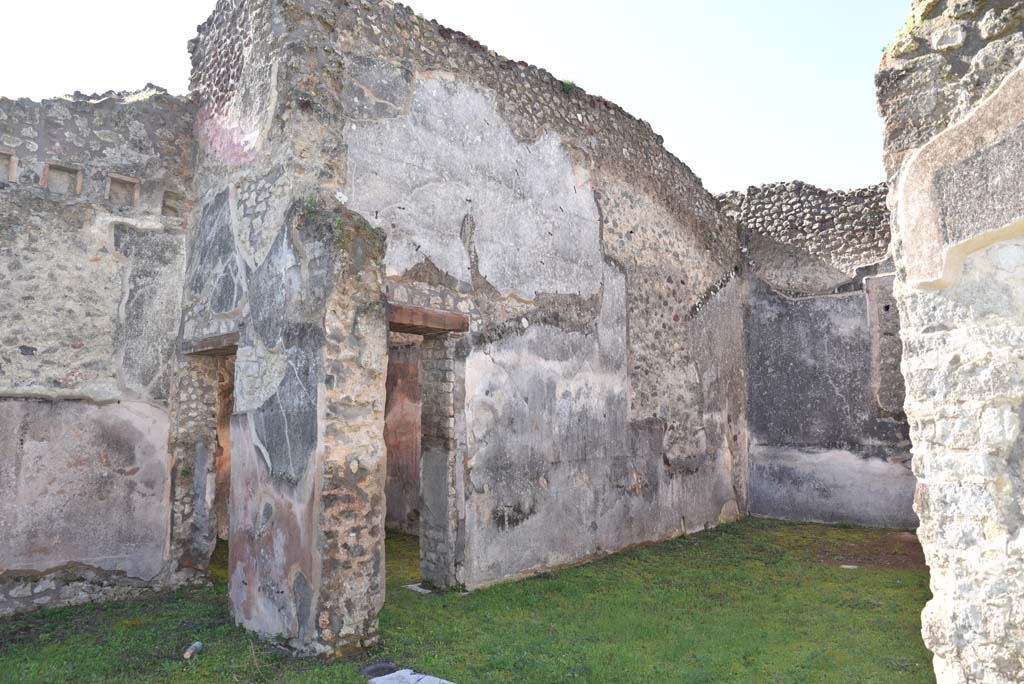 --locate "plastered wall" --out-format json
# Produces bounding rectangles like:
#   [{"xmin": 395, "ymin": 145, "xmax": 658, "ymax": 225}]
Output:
[
  {"xmin": 316, "ymin": 0, "xmax": 747, "ymax": 592},
  {"xmin": 884, "ymin": 60, "xmax": 1024, "ymax": 684},
  {"xmin": 0, "ymin": 89, "xmax": 194, "ymax": 615},
  {"xmin": 724, "ymin": 182, "xmax": 916, "ymax": 528}
]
